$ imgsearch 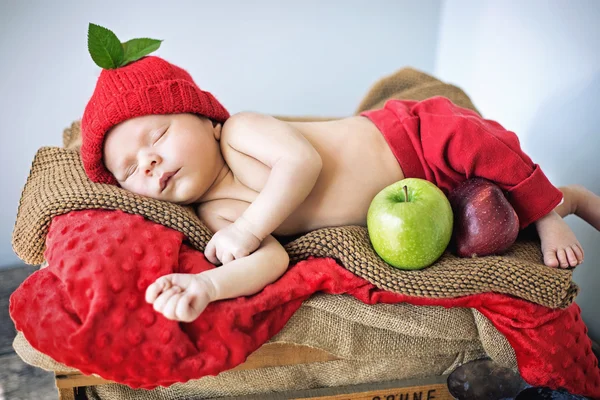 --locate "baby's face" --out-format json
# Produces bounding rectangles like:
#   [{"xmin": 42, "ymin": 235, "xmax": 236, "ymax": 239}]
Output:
[{"xmin": 103, "ymin": 113, "xmax": 222, "ymax": 204}]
